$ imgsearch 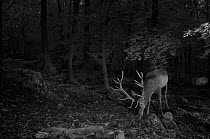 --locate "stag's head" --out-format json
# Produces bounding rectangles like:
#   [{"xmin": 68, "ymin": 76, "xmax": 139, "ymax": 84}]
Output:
[
  {"xmin": 134, "ymin": 70, "xmax": 147, "ymax": 117},
  {"xmin": 137, "ymin": 97, "xmax": 146, "ymax": 116}
]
